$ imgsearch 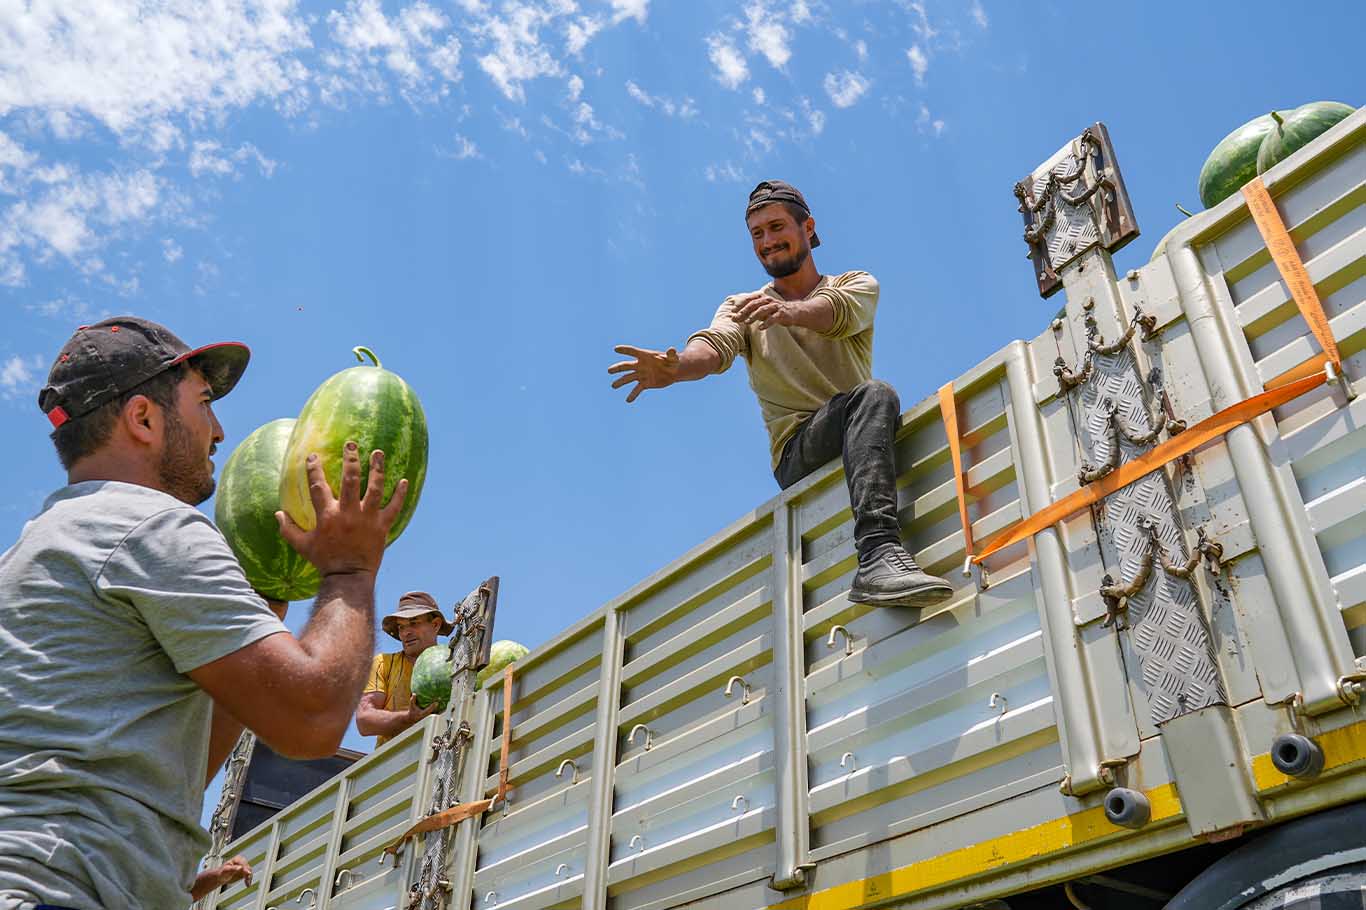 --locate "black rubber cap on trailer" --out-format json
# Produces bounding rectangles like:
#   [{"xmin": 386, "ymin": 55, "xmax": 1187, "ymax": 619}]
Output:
[{"xmin": 1165, "ymin": 800, "xmax": 1366, "ymax": 910}]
